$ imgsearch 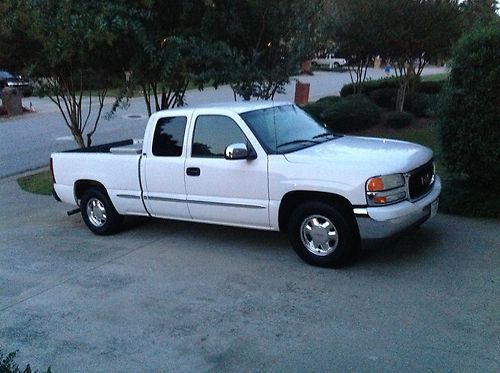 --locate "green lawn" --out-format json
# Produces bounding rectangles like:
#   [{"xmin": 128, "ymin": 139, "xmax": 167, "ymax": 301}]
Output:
[{"xmin": 17, "ymin": 170, "xmax": 52, "ymax": 195}]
